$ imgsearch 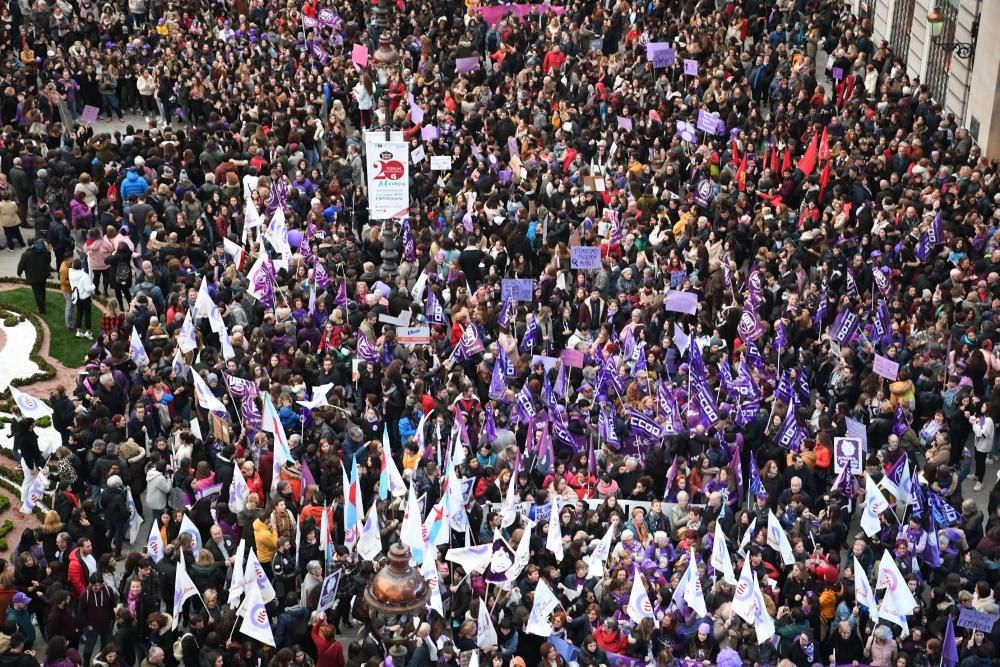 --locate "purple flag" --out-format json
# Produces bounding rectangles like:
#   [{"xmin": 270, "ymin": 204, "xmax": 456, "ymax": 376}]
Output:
[
  {"xmin": 402, "ymin": 218, "xmax": 416, "ymax": 262},
  {"xmin": 942, "ymin": 615, "xmax": 958, "ymax": 667},
  {"xmin": 357, "ymin": 333, "xmax": 380, "ymax": 363},
  {"xmin": 692, "ymin": 374, "xmax": 721, "ymax": 428},
  {"xmin": 846, "ymin": 266, "xmax": 859, "ymax": 298},
  {"xmin": 223, "ymin": 373, "xmax": 262, "ymax": 430},
  {"xmin": 775, "ymin": 320, "xmax": 788, "ymax": 352},
  {"xmin": 873, "ymin": 299, "xmax": 891, "ymax": 343},
  {"xmin": 520, "ymin": 314, "xmax": 538, "ymax": 353},
  {"xmin": 872, "ymin": 264, "xmax": 892, "ymax": 298},
  {"xmin": 657, "ymin": 382, "xmax": 683, "ymax": 435},
  {"xmin": 735, "ymin": 399, "xmax": 760, "ymax": 428},
  {"xmin": 628, "ymin": 409, "xmax": 664, "ymax": 441},
  {"xmin": 775, "ymin": 408, "xmax": 805, "ymax": 451},
  {"xmin": 749, "ymin": 451, "xmax": 766, "ymax": 499},
  {"xmin": 426, "ymin": 290, "xmax": 450, "ymax": 326},
  {"xmin": 483, "ymin": 405, "xmax": 497, "ymax": 442},
  {"xmin": 335, "ymin": 278, "xmax": 348, "ymax": 310},
  {"xmin": 599, "ymin": 405, "xmax": 620, "ymax": 448},
  {"xmin": 829, "ymin": 307, "xmax": 862, "ymax": 346},
  {"xmin": 488, "ymin": 359, "xmax": 508, "ymax": 400},
  {"xmin": 455, "ymin": 56, "xmax": 481, "ymax": 74},
  {"xmin": 746, "ymin": 262, "xmax": 763, "ymax": 307},
  {"xmin": 314, "ymin": 258, "xmax": 329, "ymax": 289}
]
